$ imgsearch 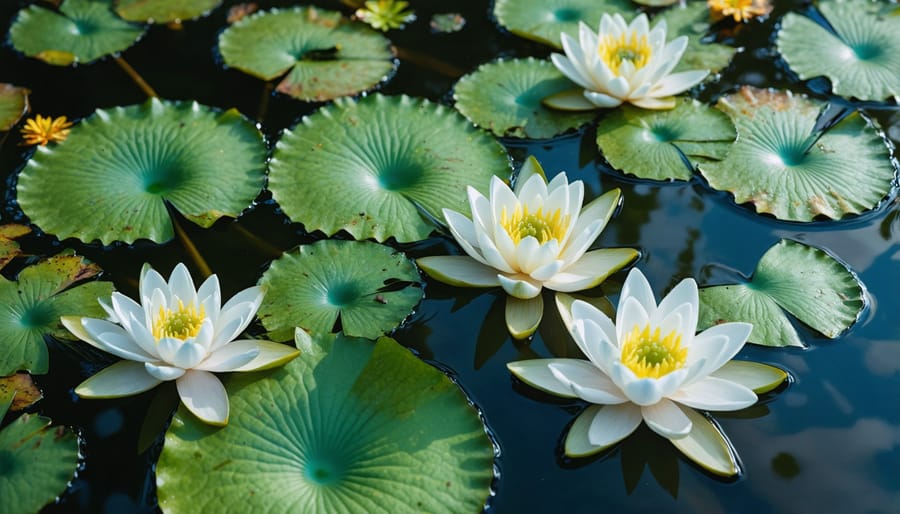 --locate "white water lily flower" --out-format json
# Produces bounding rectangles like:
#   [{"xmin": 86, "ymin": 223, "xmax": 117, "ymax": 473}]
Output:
[
  {"xmin": 544, "ymin": 13, "xmax": 709, "ymax": 111},
  {"xmin": 508, "ymin": 268, "xmax": 788, "ymax": 475},
  {"xmin": 417, "ymin": 157, "xmax": 637, "ymax": 339},
  {"xmin": 62, "ymin": 263, "xmax": 299, "ymax": 426}
]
